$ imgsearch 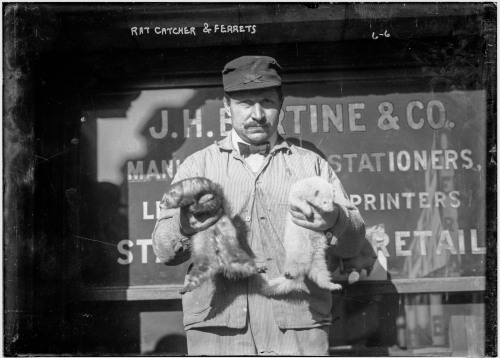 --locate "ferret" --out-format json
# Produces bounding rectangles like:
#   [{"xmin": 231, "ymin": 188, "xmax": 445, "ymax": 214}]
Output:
[
  {"xmin": 163, "ymin": 177, "xmax": 264, "ymax": 294},
  {"xmin": 263, "ymin": 176, "xmax": 343, "ymax": 295}
]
